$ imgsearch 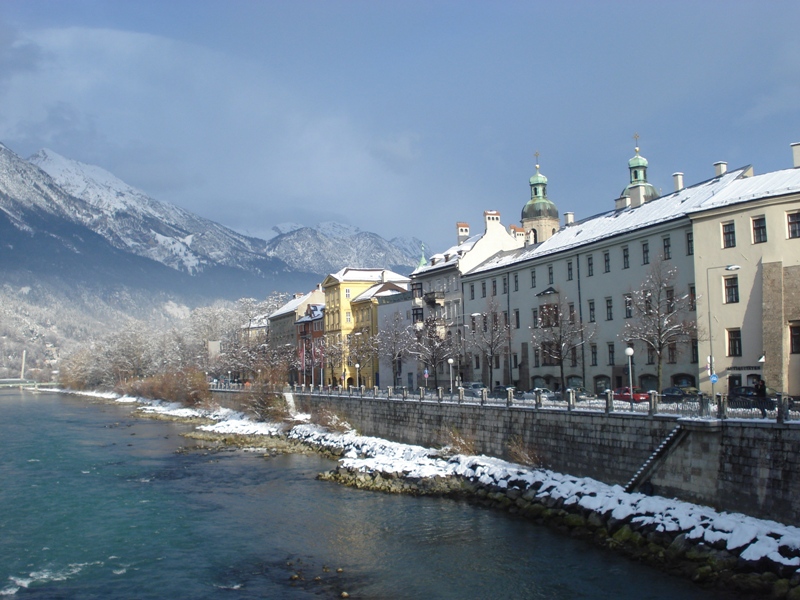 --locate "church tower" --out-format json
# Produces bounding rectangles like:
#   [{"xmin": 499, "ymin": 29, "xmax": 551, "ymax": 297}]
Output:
[
  {"xmin": 521, "ymin": 154, "xmax": 559, "ymax": 244},
  {"xmin": 619, "ymin": 137, "xmax": 660, "ymax": 208}
]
